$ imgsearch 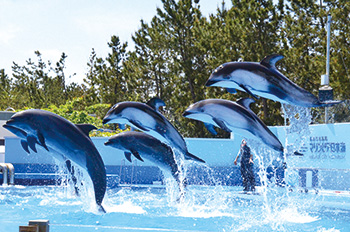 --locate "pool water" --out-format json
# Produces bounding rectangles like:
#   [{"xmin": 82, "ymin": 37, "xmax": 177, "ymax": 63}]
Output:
[{"xmin": 1, "ymin": 184, "xmax": 349, "ymax": 232}]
